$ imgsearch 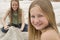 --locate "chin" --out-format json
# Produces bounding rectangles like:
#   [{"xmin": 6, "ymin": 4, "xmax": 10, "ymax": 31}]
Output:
[
  {"xmin": 13, "ymin": 8, "xmax": 17, "ymax": 11},
  {"xmin": 13, "ymin": 9, "xmax": 17, "ymax": 11},
  {"xmin": 35, "ymin": 27, "xmax": 43, "ymax": 30},
  {"xmin": 35, "ymin": 28, "xmax": 40, "ymax": 30}
]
